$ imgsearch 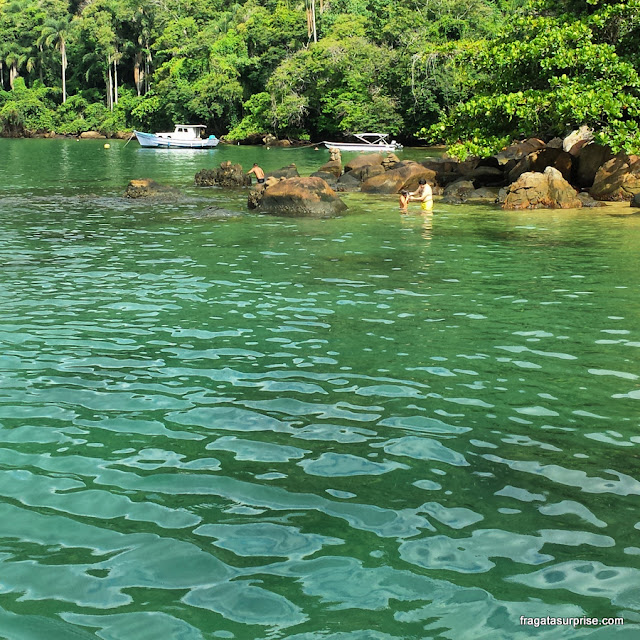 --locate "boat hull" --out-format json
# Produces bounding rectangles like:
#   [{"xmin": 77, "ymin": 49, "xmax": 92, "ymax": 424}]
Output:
[
  {"xmin": 134, "ymin": 131, "xmax": 220, "ymax": 149},
  {"xmin": 322, "ymin": 141, "xmax": 402, "ymax": 152}
]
